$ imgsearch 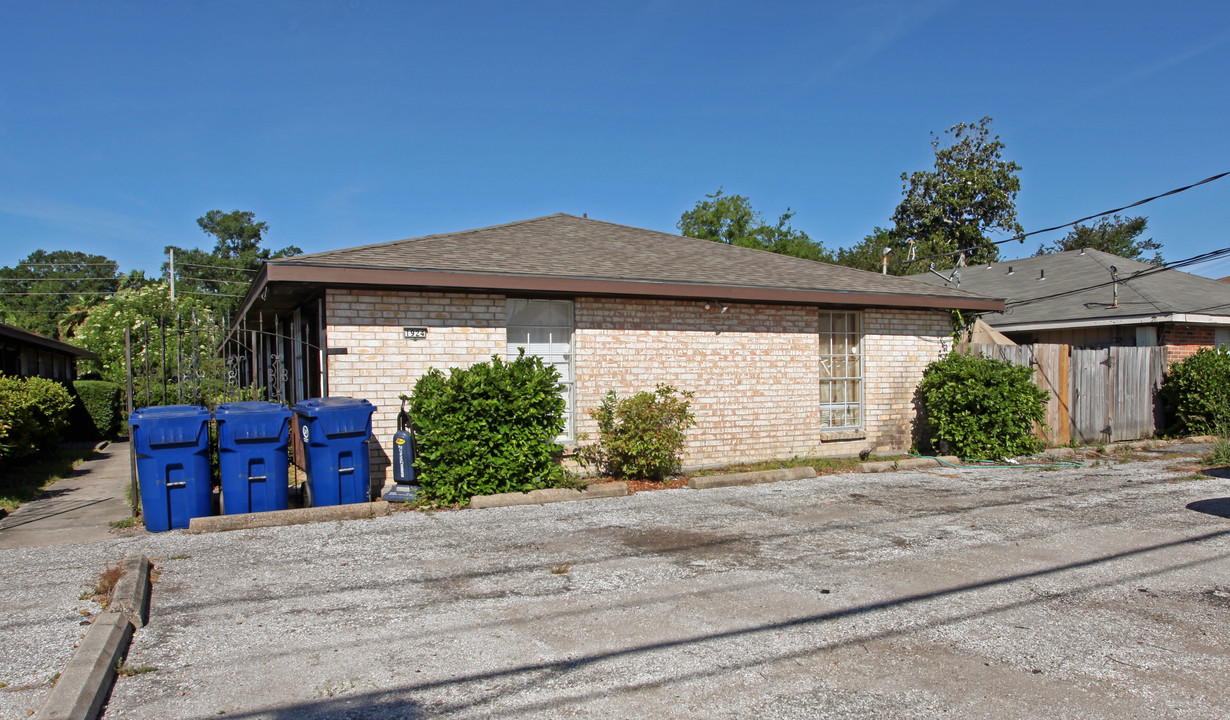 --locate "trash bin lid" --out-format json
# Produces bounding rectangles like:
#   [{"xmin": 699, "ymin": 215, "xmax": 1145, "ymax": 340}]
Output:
[
  {"xmin": 291, "ymin": 397, "xmax": 376, "ymax": 414},
  {"xmin": 215, "ymin": 400, "xmax": 291, "ymax": 415},
  {"xmin": 215, "ymin": 401, "xmax": 291, "ymax": 443},
  {"xmin": 128, "ymin": 405, "xmax": 211, "ymax": 447},
  {"xmin": 291, "ymin": 397, "xmax": 376, "ymax": 438},
  {"xmin": 132, "ymin": 404, "xmax": 211, "ymax": 418}
]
